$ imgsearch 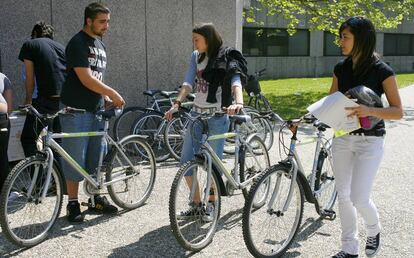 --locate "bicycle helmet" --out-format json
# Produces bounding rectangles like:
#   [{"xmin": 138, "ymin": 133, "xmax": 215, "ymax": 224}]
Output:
[{"xmin": 345, "ymin": 85, "xmax": 383, "ymax": 130}]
